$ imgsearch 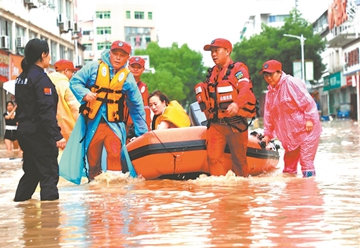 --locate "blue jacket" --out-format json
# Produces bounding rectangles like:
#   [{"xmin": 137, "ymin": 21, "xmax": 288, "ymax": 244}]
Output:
[{"xmin": 59, "ymin": 50, "xmax": 148, "ymax": 184}]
